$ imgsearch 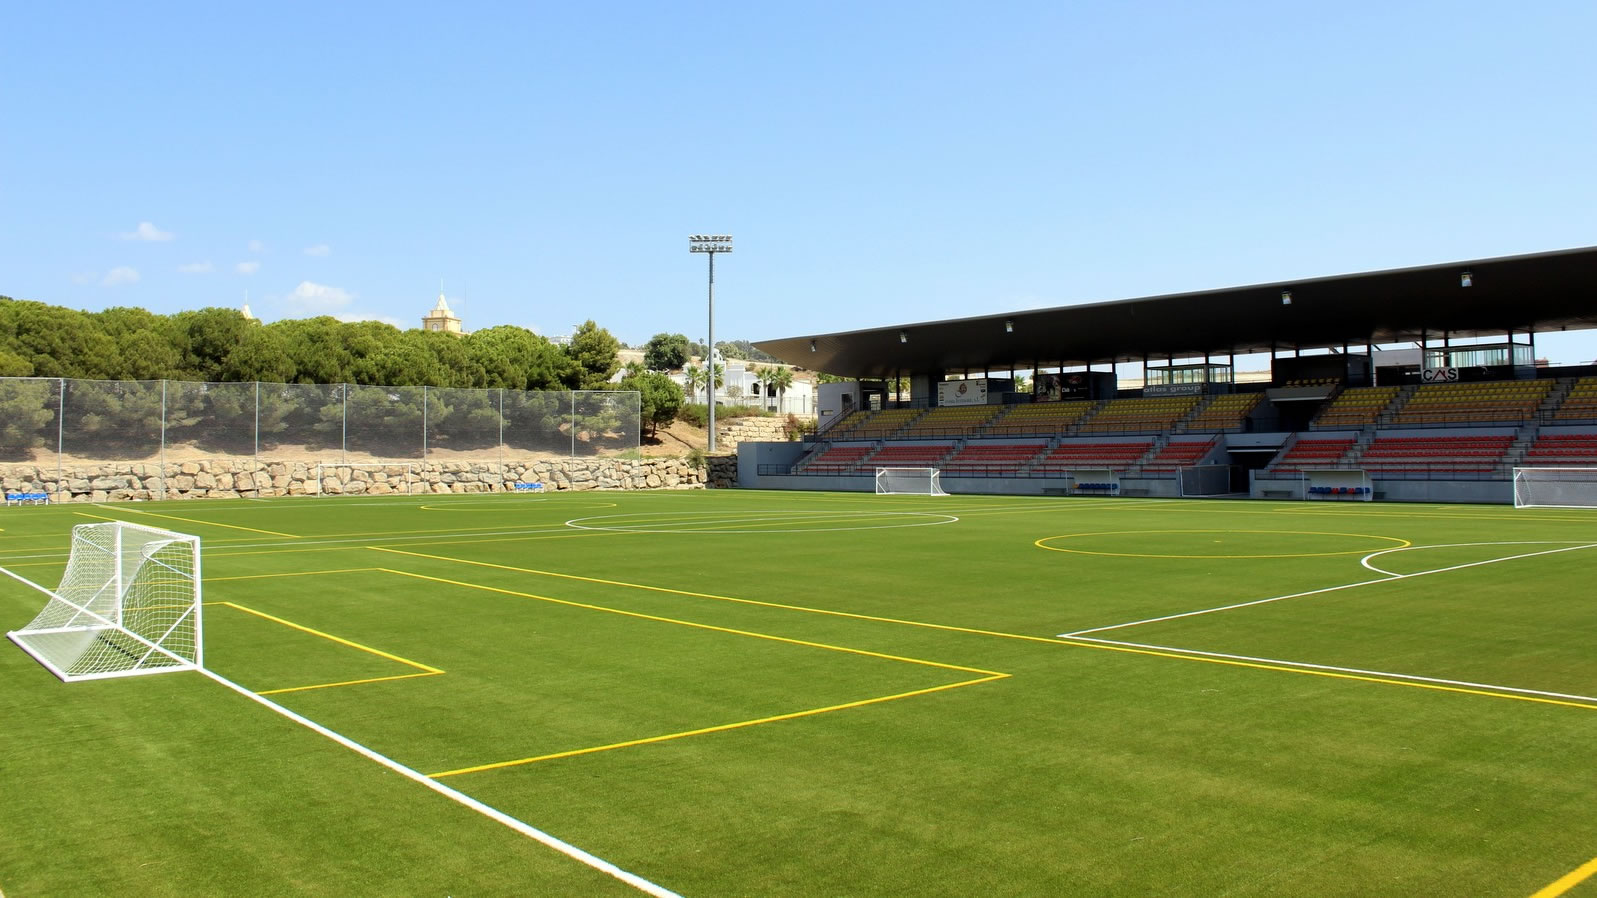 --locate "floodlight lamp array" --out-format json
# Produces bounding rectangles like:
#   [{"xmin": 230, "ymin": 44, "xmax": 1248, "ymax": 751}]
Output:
[{"xmin": 689, "ymin": 235, "xmax": 734, "ymax": 253}]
